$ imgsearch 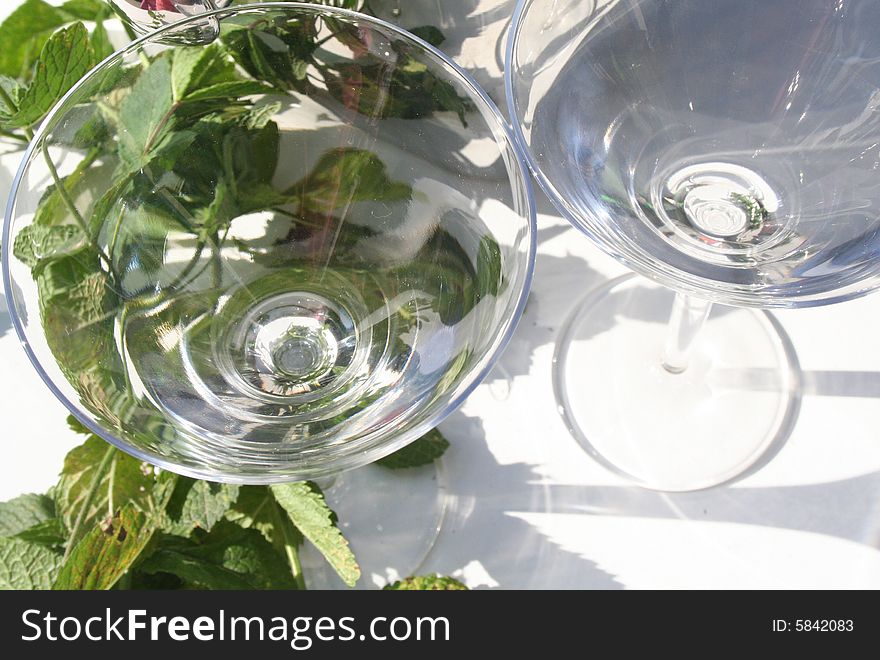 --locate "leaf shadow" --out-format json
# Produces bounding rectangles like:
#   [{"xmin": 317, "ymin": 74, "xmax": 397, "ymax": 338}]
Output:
[{"xmin": 422, "ymin": 411, "xmax": 623, "ymax": 589}]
